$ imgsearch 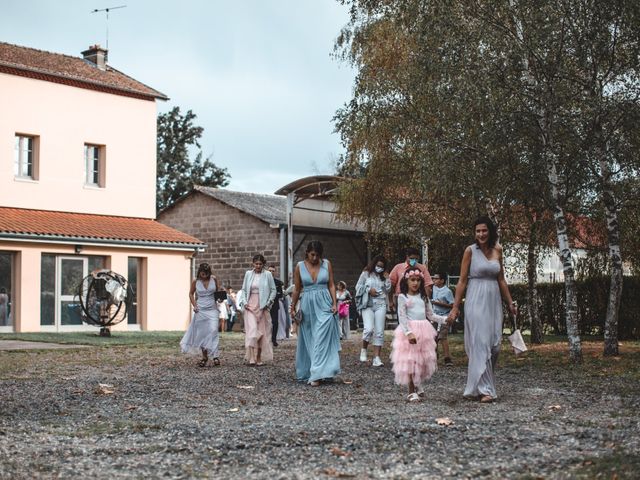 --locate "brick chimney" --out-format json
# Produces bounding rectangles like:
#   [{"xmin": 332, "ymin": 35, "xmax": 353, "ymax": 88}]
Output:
[{"xmin": 82, "ymin": 45, "xmax": 108, "ymax": 70}]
